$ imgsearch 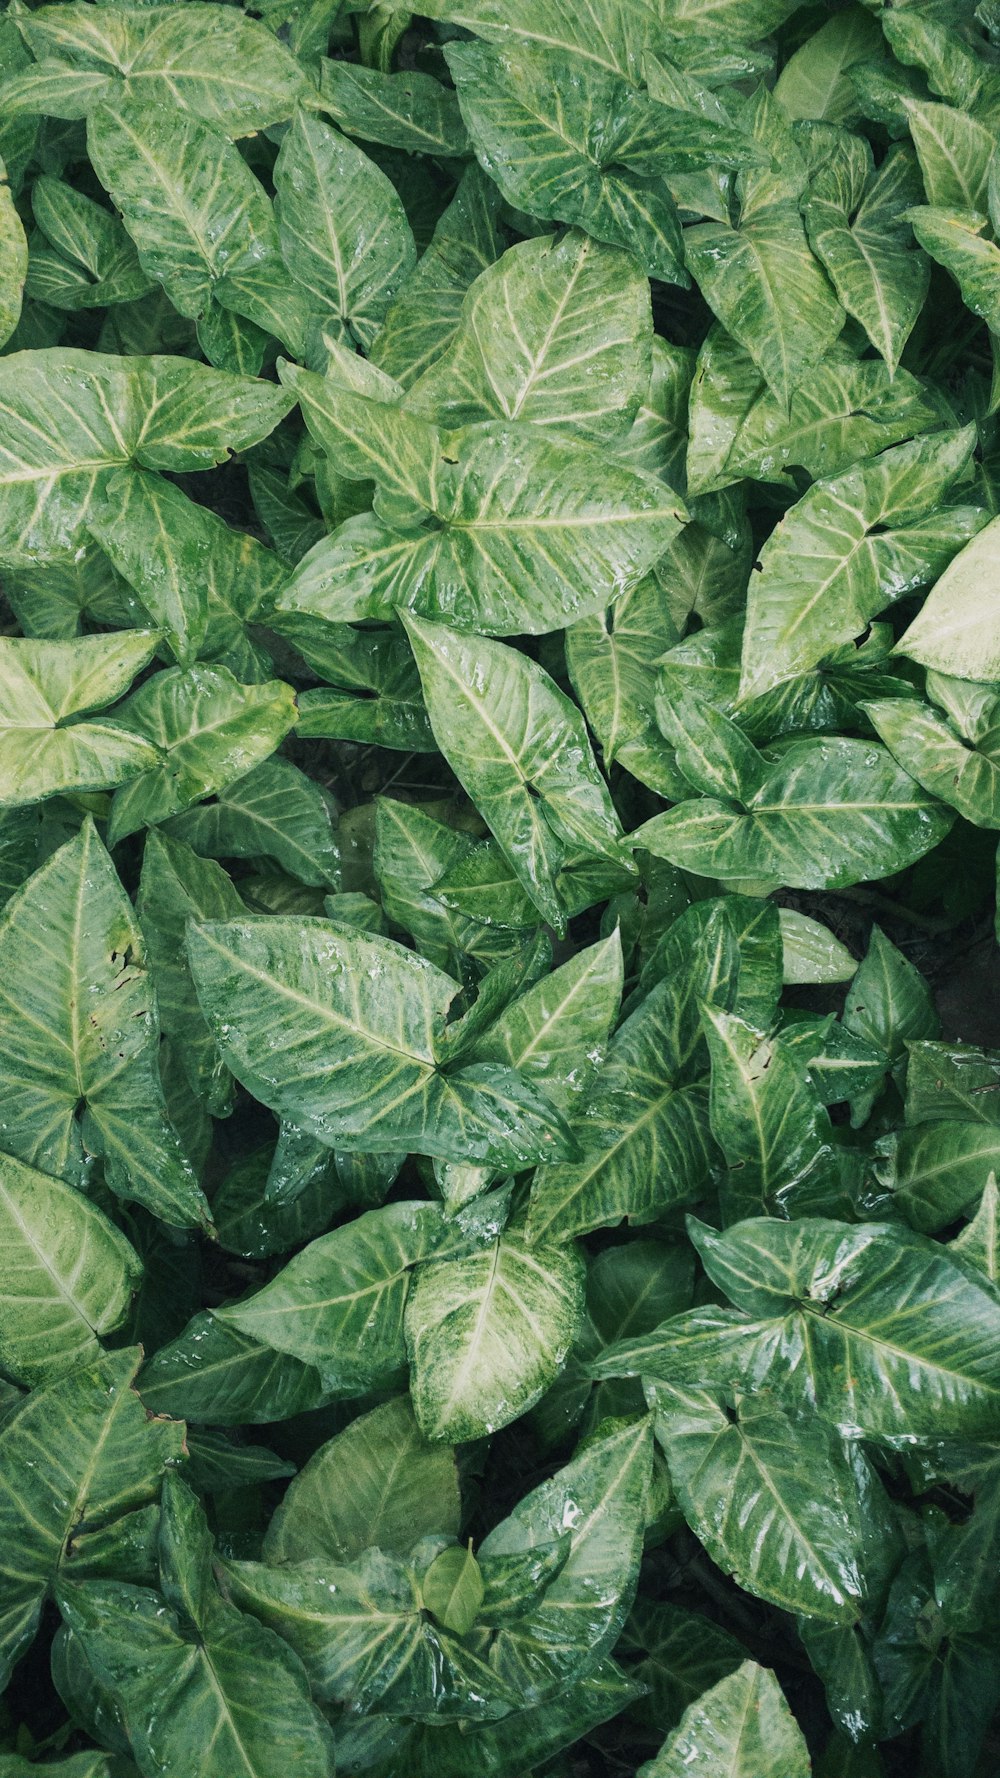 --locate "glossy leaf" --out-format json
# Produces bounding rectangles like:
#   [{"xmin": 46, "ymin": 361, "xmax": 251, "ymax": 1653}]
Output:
[
  {"xmin": 0, "ymin": 821, "xmax": 209, "ymax": 1228},
  {"xmin": 640, "ymin": 1661, "xmax": 810, "ymax": 1778},
  {"xmin": 264, "ymin": 1395, "xmax": 461, "ymax": 1564},
  {"xmin": 0, "ymin": 1150, "xmax": 141, "ymax": 1387},
  {"xmin": 0, "ymin": 631, "xmax": 158, "ymax": 807},
  {"xmin": 0, "ymin": 1348, "xmax": 183, "ymax": 1687}
]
